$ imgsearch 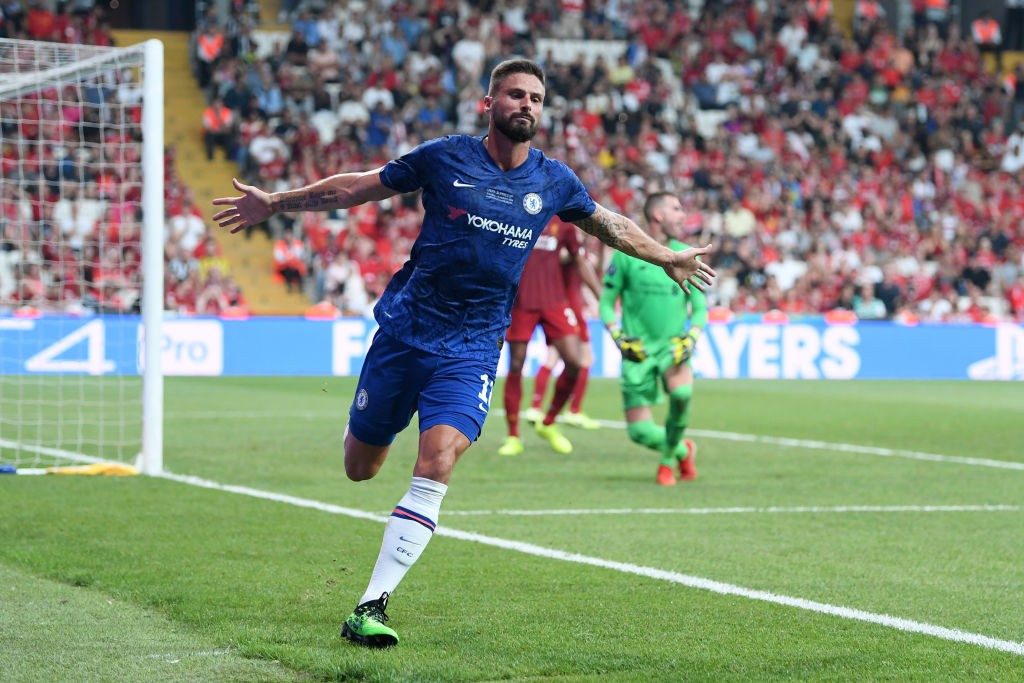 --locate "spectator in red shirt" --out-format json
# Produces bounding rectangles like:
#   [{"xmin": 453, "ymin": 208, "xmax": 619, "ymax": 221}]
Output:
[{"xmin": 25, "ymin": 0, "xmax": 55, "ymax": 40}]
